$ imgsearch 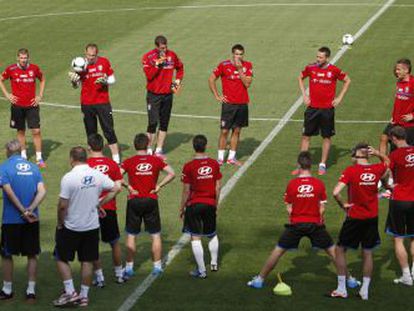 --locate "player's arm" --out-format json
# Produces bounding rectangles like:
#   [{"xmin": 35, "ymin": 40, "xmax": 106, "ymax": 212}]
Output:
[
  {"xmin": 333, "ymin": 75, "xmax": 351, "ymax": 107},
  {"xmin": 180, "ymin": 183, "xmax": 191, "ymax": 218},
  {"xmin": 332, "ymin": 182, "xmax": 351, "ymax": 211},
  {"xmin": 33, "ymin": 74, "xmax": 46, "ymax": 106},
  {"xmin": 57, "ymin": 197, "xmax": 69, "ymax": 229},
  {"xmin": 98, "ymin": 181, "xmax": 121, "ymax": 208},
  {"xmin": 152, "ymin": 165, "xmax": 176, "ymax": 194},
  {"xmin": 298, "ymin": 73, "xmax": 310, "ymax": 106},
  {"xmin": 175, "ymin": 55, "xmax": 184, "ymax": 85},
  {"xmin": 95, "ymin": 74, "xmax": 116, "ymax": 86},
  {"xmin": 215, "ymin": 179, "xmax": 221, "ymax": 207},
  {"xmin": 285, "ymin": 202, "xmax": 293, "ymax": 216},
  {"xmin": 26, "ymin": 182, "xmax": 47, "ymax": 217},
  {"xmin": 2, "ymin": 184, "xmax": 27, "ymax": 214},
  {"xmin": 368, "ymin": 146, "xmax": 390, "ymax": 165},
  {"xmin": 142, "ymin": 56, "xmax": 163, "ymax": 81},
  {"xmin": 238, "ymin": 72, "xmax": 252, "ymax": 88},
  {"xmin": 0, "ymin": 76, "xmax": 18, "ymax": 104},
  {"xmin": 208, "ymin": 73, "xmax": 227, "ymax": 103},
  {"xmin": 319, "ymin": 201, "xmax": 326, "ymax": 222}
]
